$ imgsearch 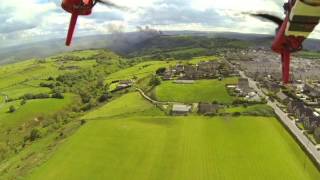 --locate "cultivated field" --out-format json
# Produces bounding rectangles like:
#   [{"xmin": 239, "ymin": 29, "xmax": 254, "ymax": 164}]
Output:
[
  {"xmin": 27, "ymin": 115, "xmax": 320, "ymax": 180},
  {"xmin": 155, "ymin": 78, "xmax": 238, "ymax": 104}
]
